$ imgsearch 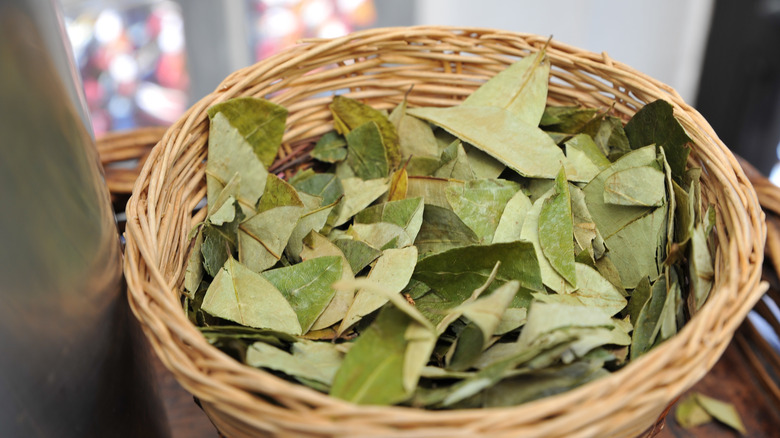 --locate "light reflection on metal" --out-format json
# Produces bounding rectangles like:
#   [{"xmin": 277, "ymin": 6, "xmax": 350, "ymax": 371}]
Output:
[{"xmin": 0, "ymin": 0, "xmax": 170, "ymax": 436}]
